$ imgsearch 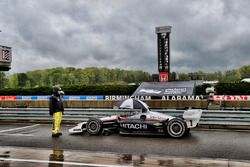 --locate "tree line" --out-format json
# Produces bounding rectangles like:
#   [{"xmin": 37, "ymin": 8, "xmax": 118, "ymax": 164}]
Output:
[
  {"xmin": 0, "ymin": 67, "xmax": 152, "ymax": 88},
  {"xmin": 0, "ymin": 65, "xmax": 249, "ymax": 89},
  {"xmin": 170, "ymin": 65, "xmax": 250, "ymax": 82}
]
